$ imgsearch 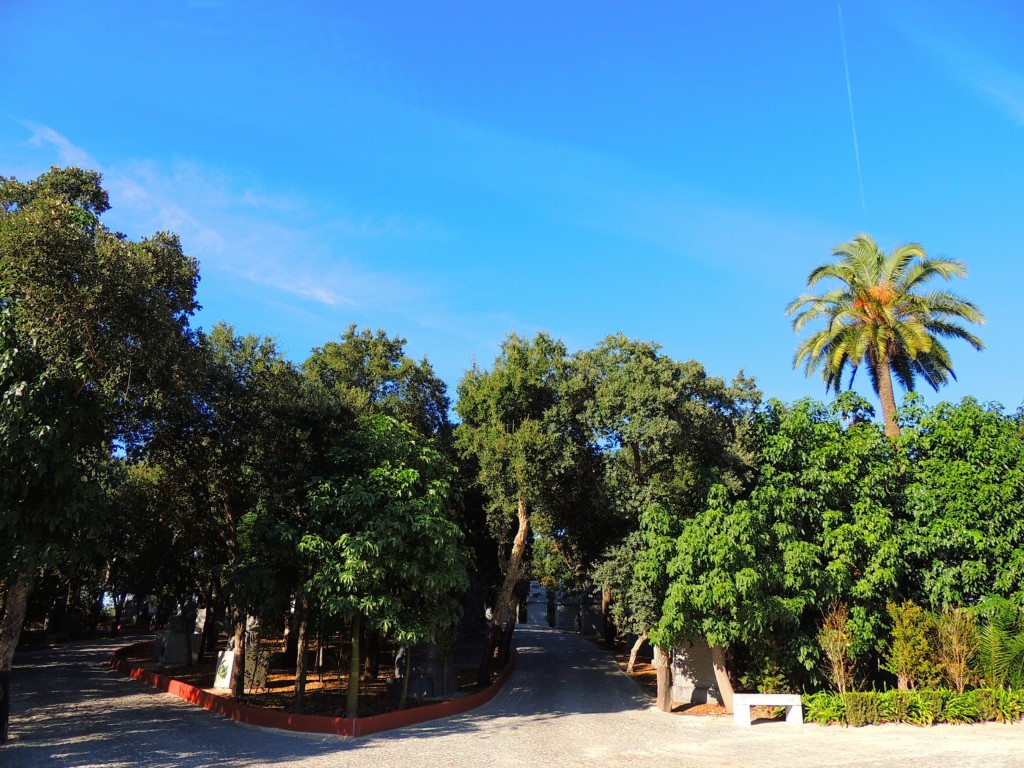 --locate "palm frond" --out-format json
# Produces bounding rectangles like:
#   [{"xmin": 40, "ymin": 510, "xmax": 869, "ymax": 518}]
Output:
[{"xmin": 788, "ymin": 233, "xmax": 984, "ymax": 419}]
